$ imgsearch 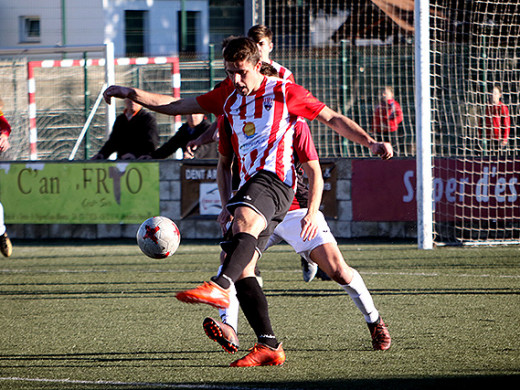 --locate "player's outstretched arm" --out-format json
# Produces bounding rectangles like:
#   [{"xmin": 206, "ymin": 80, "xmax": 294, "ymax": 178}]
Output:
[
  {"xmin": 317, "ymin": 106, "xmax": 393, "ymax": 160},
  {"xmin": 103, "ymin": 85, "xmax": 206, "ymax": 117}
]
